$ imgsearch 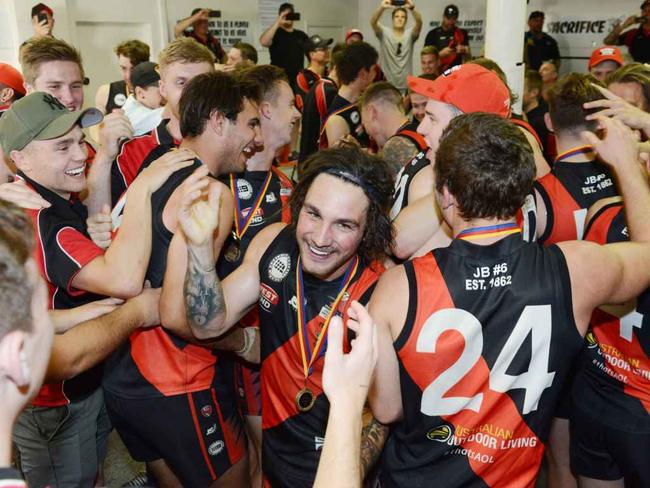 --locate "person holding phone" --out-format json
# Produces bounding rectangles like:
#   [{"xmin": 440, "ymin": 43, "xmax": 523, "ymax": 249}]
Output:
[
  {"xmin": 604, "ymin": 0, "xmax": 650, "ymax": 63},
  {"xmin": 260, "ymin": 2, "xmax": 309, "ymax": 93},
  {"xmin": 370, "ymin": 0, "xmax": 423, "ymax": 93},
  {"xmin": 174, "ymin": 7, "xmax": 226, "ymax": 63},
  {"xmin": 30, "ymin": 3, "xmax": 54, "ymax": 38}
]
